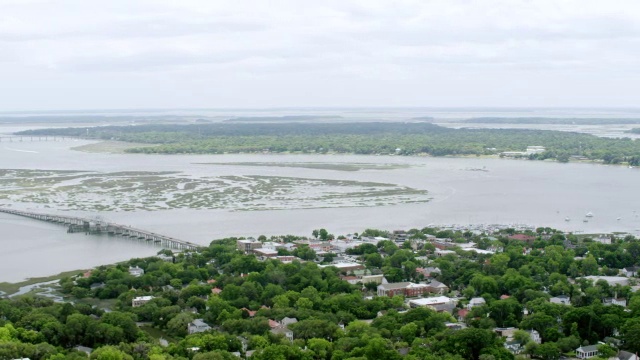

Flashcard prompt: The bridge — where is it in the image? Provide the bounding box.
[0,136,68,142]
[0,207,200,251]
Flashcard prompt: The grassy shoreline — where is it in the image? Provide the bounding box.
[0,268,86,296]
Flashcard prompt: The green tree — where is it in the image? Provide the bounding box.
[90,346,134,360]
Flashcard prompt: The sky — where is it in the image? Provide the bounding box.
[2,0,640,110]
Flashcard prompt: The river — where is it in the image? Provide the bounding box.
[1,136,639,283]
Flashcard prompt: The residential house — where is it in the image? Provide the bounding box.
[550,295,571,305]
[187,319,211,334]
[128,266,144,277]
[377,282,430,297]
[132,296,154,307]
[253,248,278,259]
[526,329,542,344]
[391,230,409,243]
[270,317,298,342]
[467,297,486,310]
[576,345,599,359]
[456,309,470,322]
[426,280,449,294]
[614,351,639,360]
[504,340,523,355]
[73,346,93,355]
[603,298,627,307]
[237,239,262,253]
[621,266,640,277]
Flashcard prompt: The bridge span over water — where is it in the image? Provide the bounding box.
[0,207,200,251]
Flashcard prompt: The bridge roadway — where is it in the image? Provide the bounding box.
[0,207,200,251]
[0,136,66,142]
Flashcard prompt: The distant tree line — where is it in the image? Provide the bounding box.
[16,122,640,165]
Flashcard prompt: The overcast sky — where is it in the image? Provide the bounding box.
[2,0,640,110]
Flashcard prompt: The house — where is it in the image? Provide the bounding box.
[576,345,599,359]
[270,317,297,342]
[377,282,430,297]
[603,298,627,307]
[426,280,449,294]
[456,309,470,322]
[131,296,154,307]
[361,274,386,285]
[253,248,278,258]
[614,350,639,360]
[621,266,640,277]
[550,295,571,305]
[128,266,144,277]
[74,346,93,355]
[187,319,211,334]
[504,340,523,354]
[467,297,486,310]
[237,239,262,253]
[526,329,541,344]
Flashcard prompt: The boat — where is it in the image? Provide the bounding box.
[565,217,570,222]
[585,212,594,218]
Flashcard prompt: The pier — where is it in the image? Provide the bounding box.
[0,207,200,251]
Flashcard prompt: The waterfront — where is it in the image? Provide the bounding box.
[1,136,639,282]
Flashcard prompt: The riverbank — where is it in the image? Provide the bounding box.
[0,268,86,297]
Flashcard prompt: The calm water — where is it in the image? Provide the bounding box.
[1,137,639,282]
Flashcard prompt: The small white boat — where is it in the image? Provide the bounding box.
[585,212,594,218]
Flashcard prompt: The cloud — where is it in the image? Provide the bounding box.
[1,0,640,109]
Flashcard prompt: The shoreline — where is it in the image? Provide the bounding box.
[67,139,638,169]
[0,268,87,297]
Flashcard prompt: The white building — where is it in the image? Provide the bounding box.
[576,345,599,359]
[128,266,145,277]
[550,295,571,305]
[467,297,486,310]
[132,296,154,307]
[409,296,456,308]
